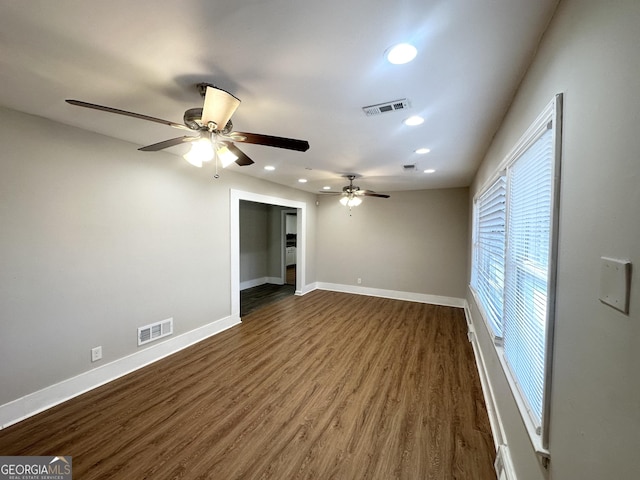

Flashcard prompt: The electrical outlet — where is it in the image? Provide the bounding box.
[357,277,362,284]
[91,346,102,362]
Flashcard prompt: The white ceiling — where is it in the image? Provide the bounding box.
[0,0,558,194]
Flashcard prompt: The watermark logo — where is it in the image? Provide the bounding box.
[0,456,72,480]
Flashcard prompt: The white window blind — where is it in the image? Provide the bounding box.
[472,176,506,337]
[470,94,561,453]
[503,126,554,429]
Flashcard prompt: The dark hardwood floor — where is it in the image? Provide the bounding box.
[240,282,295,316]
[0,290,495,479]
[286,264,296,285]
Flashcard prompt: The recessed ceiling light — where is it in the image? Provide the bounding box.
[264,165,275,171]
[424,169,436,174]
[298,178,308,183]
[323,186,331,190]
[404,115,424,126]
[415,148,431,154]
[386,43,418,65]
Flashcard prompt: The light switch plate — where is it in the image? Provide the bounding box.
[599,257,631,314]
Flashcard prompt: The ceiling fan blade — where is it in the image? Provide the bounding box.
[232,132,310,152]
[318,191,343,194]
[362,192,391,198]
[201,86,241,131]
[225,143,255,166]
[138,135,200,152]
[66,99,190,131]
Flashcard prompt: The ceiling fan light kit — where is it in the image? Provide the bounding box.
[339,195,362,207]
[216,145,239,168]
[183,138,213,167]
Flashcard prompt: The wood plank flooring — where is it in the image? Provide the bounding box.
[0,290,495,479]
[286,264,296,285]
[240,283,295,316]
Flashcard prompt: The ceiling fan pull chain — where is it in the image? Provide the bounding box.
[212,132,220,179]
[213,156,220,179]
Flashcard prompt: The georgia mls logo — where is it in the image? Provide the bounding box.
[0,456,72,480]
[49,456,71,472]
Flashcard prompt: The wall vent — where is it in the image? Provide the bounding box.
[362,98,410,116]
[138,318,173,346]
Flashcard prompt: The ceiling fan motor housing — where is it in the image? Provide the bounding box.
[183,107,233,134]
[183,108,203,130]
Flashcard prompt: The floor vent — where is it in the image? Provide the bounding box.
[362,98,410,116]
[138,318,173,346]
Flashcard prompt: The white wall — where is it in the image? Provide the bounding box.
[239,202,293,286]
[467,1,640,478]
[239,201,270,285]
[0,107,317,408]
[316,188,469,300]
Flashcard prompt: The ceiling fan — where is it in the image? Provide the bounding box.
[320,174,390,207]
[66,83,310,170]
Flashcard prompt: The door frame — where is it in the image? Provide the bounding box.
[230,189,306,319]
[282,209,297,284]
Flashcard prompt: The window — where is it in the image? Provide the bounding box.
[471,95,562,453]
[471,175,506,338]
[503,126,554,432]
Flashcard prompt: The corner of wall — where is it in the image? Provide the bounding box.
[0,314,240,430]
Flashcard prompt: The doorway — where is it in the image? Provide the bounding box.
[231,190,306,320]
[238,202,297,316]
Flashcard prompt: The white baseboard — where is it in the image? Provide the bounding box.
[316,282,466,308]
[495,444,517,480]
[240,277,265,290]
[464,302,503,450]
[463,299,516,479]
[240,277,283,290]
[0,314,241,430]
[296,282,318,296]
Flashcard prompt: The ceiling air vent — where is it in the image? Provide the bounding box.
[362,98,410,116]
[402,164,418,172]
[138,318,173,346]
